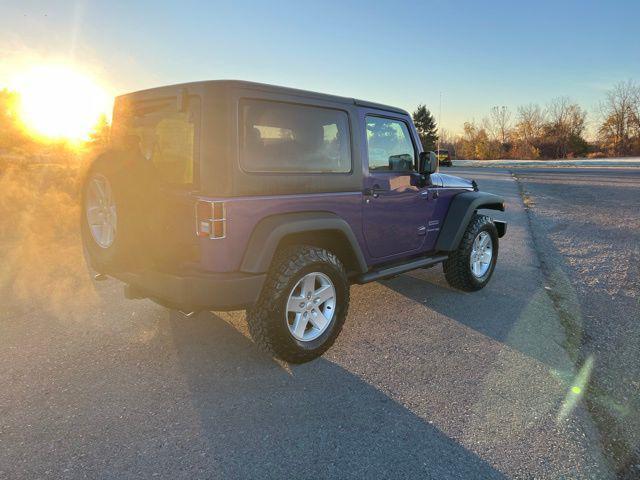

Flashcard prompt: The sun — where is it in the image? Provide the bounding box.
[11,64,111,142]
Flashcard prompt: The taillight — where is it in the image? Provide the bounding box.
[196,200,226,239]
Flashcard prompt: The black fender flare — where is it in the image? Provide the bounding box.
[435,191,505,251]
[240,212,368,274]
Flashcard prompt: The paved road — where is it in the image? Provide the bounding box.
[2,168,632,479]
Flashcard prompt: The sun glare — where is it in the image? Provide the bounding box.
[11,64,111,142]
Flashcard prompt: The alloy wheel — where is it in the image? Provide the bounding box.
[470,231,493,278]
[285,272,336,342]
[86,174,117,249]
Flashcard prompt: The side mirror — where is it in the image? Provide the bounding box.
[419,151,438,175]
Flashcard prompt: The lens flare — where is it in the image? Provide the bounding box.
[10,64,111,142]
[558,355,594,422]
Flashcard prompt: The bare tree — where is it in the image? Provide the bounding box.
[545,97,587,158]
[509,104,547,159]
[438,128,455,152]
[598,80,640,156]
[547,97,586,136]
[515,104,546,144]
[488,106,512,145]
[455,121,501,160]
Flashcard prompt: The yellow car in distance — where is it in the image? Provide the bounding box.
[436,149,453,167]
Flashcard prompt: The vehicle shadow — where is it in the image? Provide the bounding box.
[381,263,570,373]
[167,311,507,480]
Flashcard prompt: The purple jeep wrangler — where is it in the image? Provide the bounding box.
[82,80,506,363]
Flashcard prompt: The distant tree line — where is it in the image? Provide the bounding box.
[3,81,640,160]
[414,80,640,159]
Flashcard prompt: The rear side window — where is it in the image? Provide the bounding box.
[365,116,415,172]
[112,97,199,185]
[240,99,351,173]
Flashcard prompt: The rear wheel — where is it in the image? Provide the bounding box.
[247,245,349,363]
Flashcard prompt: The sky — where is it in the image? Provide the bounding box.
[1,0,639,134]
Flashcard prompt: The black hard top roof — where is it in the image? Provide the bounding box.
[118,79,409,116]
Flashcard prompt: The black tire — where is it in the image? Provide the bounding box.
[443,214,499,292]
[81,150,160,272]
[246,245,349,364]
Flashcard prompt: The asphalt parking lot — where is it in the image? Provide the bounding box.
[1,167,638,479]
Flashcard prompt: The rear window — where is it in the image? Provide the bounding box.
[112,96,199,185]
[239,99,351,173]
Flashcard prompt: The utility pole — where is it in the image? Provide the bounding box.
[437,92,442,153]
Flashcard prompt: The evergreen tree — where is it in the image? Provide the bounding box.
[88,114,111,147]
[412,104,438,151]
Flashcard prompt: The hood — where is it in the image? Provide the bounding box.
[436,173,475,190]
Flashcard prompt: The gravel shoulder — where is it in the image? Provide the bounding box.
[508,167,640,478]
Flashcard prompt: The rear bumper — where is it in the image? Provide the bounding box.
[113,269,266,311]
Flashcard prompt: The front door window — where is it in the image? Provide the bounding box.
[366,116,415,172]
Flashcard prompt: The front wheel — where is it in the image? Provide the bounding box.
[246,245,349,363]
[443,214,499,291]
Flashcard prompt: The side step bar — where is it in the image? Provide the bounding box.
[355,255,449,284]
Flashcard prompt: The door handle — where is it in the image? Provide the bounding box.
[363,184,383,198]
[420,190,438,199]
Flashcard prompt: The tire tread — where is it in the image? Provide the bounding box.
[247,245,349,363]
[443,214,498,292]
